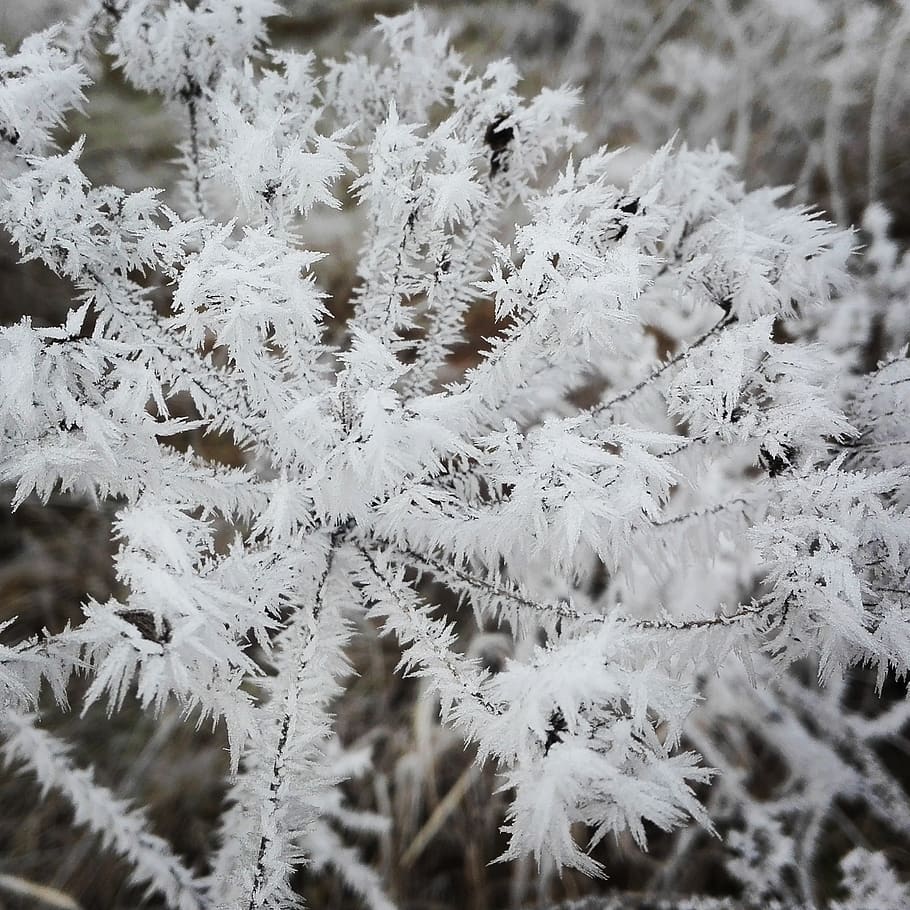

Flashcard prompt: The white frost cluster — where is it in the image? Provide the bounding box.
[1,2,909,909]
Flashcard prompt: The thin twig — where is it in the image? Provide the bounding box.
[246,528,343,910]
[586,313,735,420]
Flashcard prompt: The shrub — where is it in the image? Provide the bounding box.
[1,3,909,908]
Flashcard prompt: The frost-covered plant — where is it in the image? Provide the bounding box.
[1,3,909,909]
[448,0,910,226]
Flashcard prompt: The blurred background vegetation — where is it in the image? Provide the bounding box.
[2,2,910,908]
